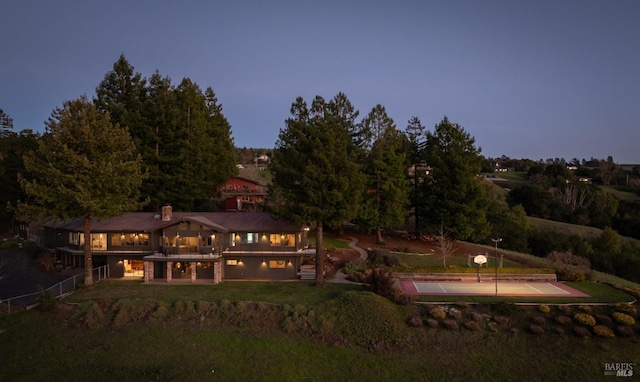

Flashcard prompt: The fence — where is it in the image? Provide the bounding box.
[0,265,109,316]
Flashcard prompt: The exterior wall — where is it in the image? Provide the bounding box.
[223,256,299,280]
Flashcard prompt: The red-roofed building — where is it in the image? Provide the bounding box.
[218,176,268,211]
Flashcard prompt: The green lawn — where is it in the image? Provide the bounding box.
[528,216,604,238]
[63,280,361,306]
[1,281,639,381]
[598,185,640,202]
[309,235,351,249]
[385,250,524,269]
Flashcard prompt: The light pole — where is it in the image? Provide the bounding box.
[491,238,502,296]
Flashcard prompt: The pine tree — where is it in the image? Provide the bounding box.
[19,96,147,285]
[359,105,409,243]
[271,93,364,285]
[420,116,490,241]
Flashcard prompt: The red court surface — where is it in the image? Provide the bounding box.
[400,281,590,297]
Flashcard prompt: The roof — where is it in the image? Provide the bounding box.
[43,211,300,233]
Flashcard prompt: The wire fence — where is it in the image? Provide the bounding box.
[0,265,109,316]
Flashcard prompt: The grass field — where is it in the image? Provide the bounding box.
[528,216,604,238]
[598,185,640,202]
[309,235,351,249]
[1,281,639,381]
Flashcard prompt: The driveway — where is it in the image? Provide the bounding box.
[0,246,75,300]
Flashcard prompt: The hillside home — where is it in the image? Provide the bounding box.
[39,206,311,283]
[218,176,268,211]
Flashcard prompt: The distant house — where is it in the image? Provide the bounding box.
[37,205,310,283]
[218,176,268,211]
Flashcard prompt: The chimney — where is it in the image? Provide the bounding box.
[161,204,172,221]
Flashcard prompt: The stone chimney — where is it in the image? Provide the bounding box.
[161,204,172,221]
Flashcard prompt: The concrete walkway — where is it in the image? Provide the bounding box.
[328,236,368,284]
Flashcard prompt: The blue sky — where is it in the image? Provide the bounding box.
[2,1,639,163]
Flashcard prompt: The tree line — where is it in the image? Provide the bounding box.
[2,56,640,284]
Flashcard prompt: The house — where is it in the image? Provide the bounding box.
[39,205,311,283]
[218,176,268,211]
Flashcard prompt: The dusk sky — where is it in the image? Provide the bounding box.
[2,1,639,163]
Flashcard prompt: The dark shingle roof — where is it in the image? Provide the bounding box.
[45,212,300,233]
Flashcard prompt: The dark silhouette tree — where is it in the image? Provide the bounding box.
[271,93,364,285]
[19,96,147,285]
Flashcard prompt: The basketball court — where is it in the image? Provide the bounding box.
[400,280,590,297]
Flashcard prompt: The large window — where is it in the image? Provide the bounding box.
[268,259,287,269]
[270,234,295,247]
[231,232,259,246]
[69,232,107,250]
[111,233,149,246]
[91,233,107,250]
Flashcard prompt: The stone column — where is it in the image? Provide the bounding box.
[190,262,196,283]
[167,261,172,283]
[213,261,221,284]
[143,261,152,283]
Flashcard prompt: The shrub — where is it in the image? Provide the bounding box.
[554,315,572,326]
[547,251,591,268]
[595,314,612,326]
[573,313,596,327]
[429,308,446,320]
[529,324,544,335]
[491,302,519,316]
[463,321,481,331]
[555,267,586,282]
[614,303,637,316]
[593,325,615,338]
[69,301,108,329]
[367,250,401,267]
[425,318,439,328]
[576,305,591,313]
[616,325,635,337]
[317,291,408,346]
[196,301,210,314]
[149,301,170,322]
[408,316,423,327]
[612,312,636,326]
[38,290,56,312]
[573,326,591,339]
[443,319,459,331]
[532,316,546,325]
[493,316,510,325]
[538,304,550,313]
[445,307,463,320]
[111,298,158,327]
[487,322,498,332]
[172,300,197,320]
[366,268,412,305]
[557,305,572,315]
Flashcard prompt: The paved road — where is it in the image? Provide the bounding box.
[0,246,74,300]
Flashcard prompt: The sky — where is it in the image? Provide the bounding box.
[2,0,639,163]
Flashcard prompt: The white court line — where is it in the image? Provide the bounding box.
[524,284,544,294]
[438,283,447,293]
